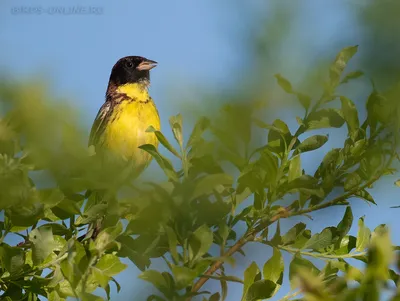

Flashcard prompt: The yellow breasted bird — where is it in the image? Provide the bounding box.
[82,56,160,240]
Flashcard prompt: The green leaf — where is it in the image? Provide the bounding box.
[263,247,283,285]
[94,221,123,253]
[303,227,334,251]
[95,254,127,277]
[209,292,221,301]
[189,225,213,262]
[75,204,107,225]
[329,45,358,86]
[296,93,311,110]
[246,279,277,301]
[139,144,178,181]
[350,139,366,157]
[283,175,324,198]
[340,96,359,137]
[171,266,197,290]
[38,223,71,237]
[139,270,168,294]
[289,255,320,289]
[281,223,306,245]
[258,150,279,184]
[336,206,353,241]
[274,74,293,93]
[164,226,179,264]
[306,109,345,130]
[191,173,233,200]
[117,235,150,271]
[356,216,371,251]
[267,119,292,154]
[241,262,260,301]
[79,292,104,301]
[146,126,181,158]
[169,114,183,149]
[344,172,362,191]
[297,135,328,153]
[0,244,25,274]
[288,155,301,182]
[340,70,364,84]
[29,226,55,266]
[187,117,210,149]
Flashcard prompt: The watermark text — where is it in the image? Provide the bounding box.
[10,5,104,16]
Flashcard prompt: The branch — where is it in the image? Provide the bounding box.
[278,245,366,259]
[189,158,393,298]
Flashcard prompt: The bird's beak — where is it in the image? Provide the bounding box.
[137,59,158,71]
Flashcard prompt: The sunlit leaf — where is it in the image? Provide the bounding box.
[356,216,371,251]
[147,126,181,158]
[263,247,283,285]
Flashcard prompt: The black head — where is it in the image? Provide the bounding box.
[108,56,157,86]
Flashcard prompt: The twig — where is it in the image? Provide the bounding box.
[278,245,366,259]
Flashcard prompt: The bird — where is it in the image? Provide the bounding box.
[81,56,160,241]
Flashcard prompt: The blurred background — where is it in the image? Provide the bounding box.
[1,0,399,300]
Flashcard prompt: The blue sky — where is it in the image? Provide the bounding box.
[1,1,399,300]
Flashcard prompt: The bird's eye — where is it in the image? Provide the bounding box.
[125,61,134,68]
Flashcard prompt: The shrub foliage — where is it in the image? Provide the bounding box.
[0,46,399,301]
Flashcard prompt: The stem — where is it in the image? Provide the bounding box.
[279,289,302,301]
[278,245,366,259]
[189,156,393,298]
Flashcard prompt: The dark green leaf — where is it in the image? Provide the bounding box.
[297,135,328,153]
[267,119,292,154]
[189,225,213,262]
[340,70,364,84]
[164,226,179,264]
[344,172,362,191]
[336,206,353,241]
[209,292,221,301]
[282,223,306,246]
[117,235,150,271]
[0,244,25,274]
[303,227,334,251]
[191,173,233,200]
[306,109,345,130]
[340,96,359,136]
[246,279,277,301]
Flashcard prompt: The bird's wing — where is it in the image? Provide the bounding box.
[88,101,113,147]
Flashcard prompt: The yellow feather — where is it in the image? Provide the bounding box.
[103,84,160,170]
[116,83,149,102]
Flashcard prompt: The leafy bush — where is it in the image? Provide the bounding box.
[0,46,399,301]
